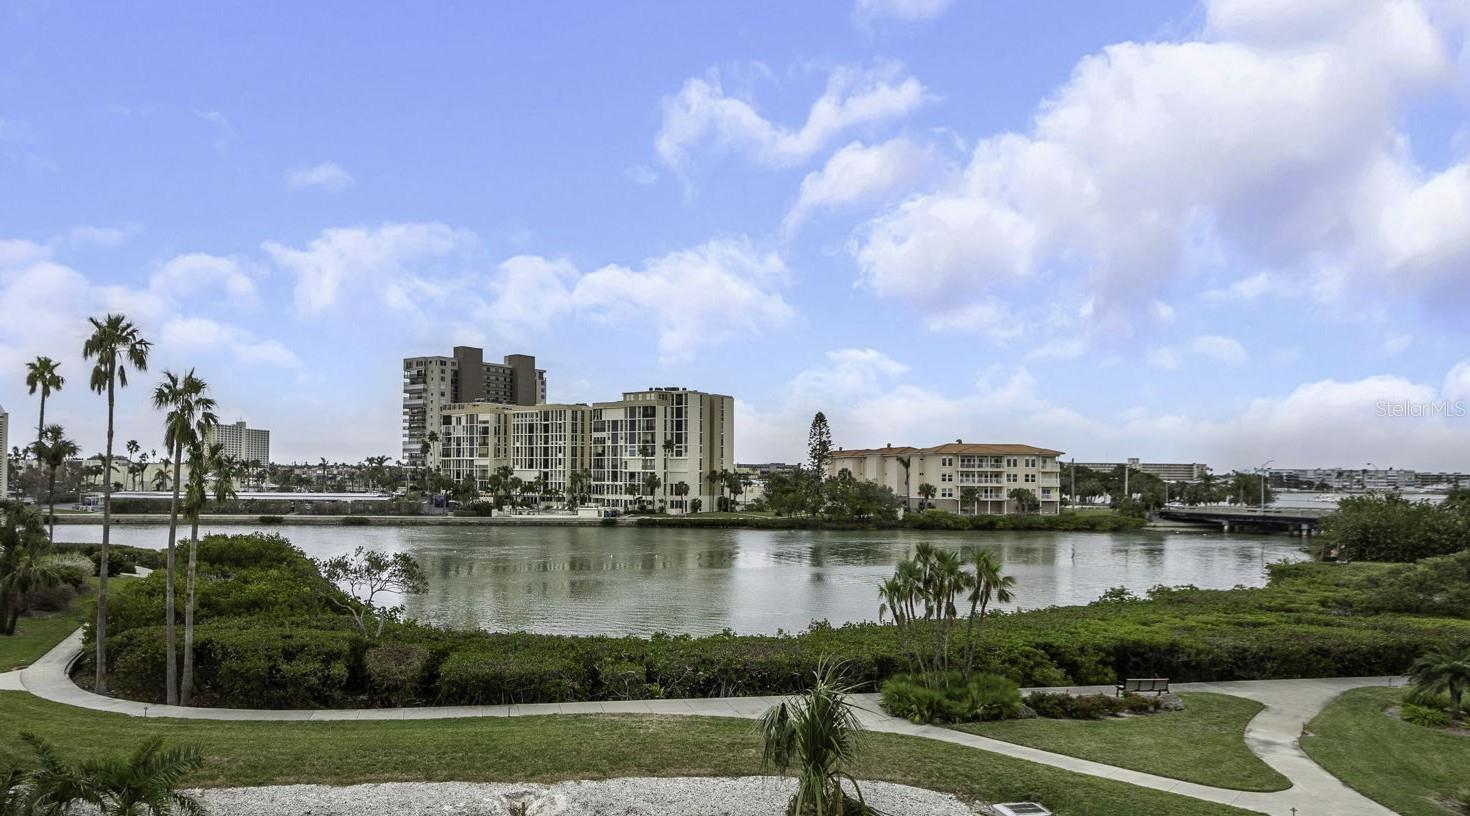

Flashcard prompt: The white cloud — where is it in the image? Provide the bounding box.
[194,110,236,154]
[656,62,930,170]
[854,0,953,24]
[738,349,1470,471]
[486,238,792,364]
[150,252,257,306]
[63,223,143,247]
[159,316,300,369]
[1148,347,1182,370]
[624,164,659,185]
[263,222,476,316]
[285,161,355,192]
[1190,334,1248,366]
[1381,333,1414,355]
[852,0,1470,343]
[783,138,934,235]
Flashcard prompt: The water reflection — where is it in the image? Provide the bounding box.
[70,524,1308,636]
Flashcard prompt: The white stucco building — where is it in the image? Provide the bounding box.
[827,441,1064,515]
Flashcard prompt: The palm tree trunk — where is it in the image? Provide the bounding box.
[181,515,200,705]
[164,444,182,706]
[35,392,46,461]
[47,472,57,544]
[95,371,115,694]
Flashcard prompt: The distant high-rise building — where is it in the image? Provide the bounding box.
[207,420,270,464]
[439,386,733,512]
[0,404,8,499]
[402,346,546,466]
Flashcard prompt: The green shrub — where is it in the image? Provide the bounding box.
[437,648,588,704]
[46,553,93,589]
[595,659,661,699]
[1403,686,1452,710]
[1401,702,1452,728]
[363,643,429,705]
[1024,691,1132,719]
[257,515,285,524]
[453,500,497,517]
[879,672,1020,723]
[340,516,371,526]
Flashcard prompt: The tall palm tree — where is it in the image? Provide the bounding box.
[179,442,235,704]
[896,455,913,512]
[83,313,151,694]
[960,550,1014,683]
[24,357,64,460]
[1410,645,1470,720]
[960,486,980,517]
[917,482,936,510]
[33,425,79,545]
[125,440,140,490]
[151,369,217,706]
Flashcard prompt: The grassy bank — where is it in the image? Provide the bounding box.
[92,534,1470,710]
[952,693,1289,791]
[1301,686,1470,816]
[0,692,1251,816]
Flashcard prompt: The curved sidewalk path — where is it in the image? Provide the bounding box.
[6,630,1399,816]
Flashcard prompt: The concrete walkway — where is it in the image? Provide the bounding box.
[7,629,1401,816]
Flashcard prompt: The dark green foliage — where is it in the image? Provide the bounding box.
[54,542,164,574]
[638,510,1145,532]
[1022,692,1162,719]
[1400,702,1452,728]
[340,516,371,526]
[452,500,497,517]
[880,672,1022,723]
[364,643,430,705]
[1362,550,1470,616]
[1320,494,1469,562]
[257,515,284,524]
[437,648,586,704]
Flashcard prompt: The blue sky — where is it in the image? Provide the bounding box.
[3,0,1469,469]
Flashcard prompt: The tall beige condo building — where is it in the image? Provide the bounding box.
[403,346,546,467]
[206,420,270,464]
[827,442,1063,515]
[0,405,8,499]
[441,387,734,512]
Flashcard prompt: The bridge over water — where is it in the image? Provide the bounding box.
[1155,505,1332,534]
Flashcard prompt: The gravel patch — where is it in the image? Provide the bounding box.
[185,777,983,815]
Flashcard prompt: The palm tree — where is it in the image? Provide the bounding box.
[24,357,64,460]
[33,425,79,544]
[960,486,979,516]
[180,442,235,704]
[125,440,140,490]
[917,482,936,510]
[759,661,868,816]
[672,480,690,512]
[19,732,205,816]
[960,550,1014,683]
[896,455,913,512]
[151,369,217,706]
[1410,645,1470,720]
[642,472,662,507]
[0,502,63,635]
[83,313,151,694]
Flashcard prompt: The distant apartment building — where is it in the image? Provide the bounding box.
[1270,467,1423,491]
[440,387,734,512]
[828,441,1064,515]
[1073,458,1211,482]
[403,346,546,467]
[206,420,270,464]
[0,404,8,498]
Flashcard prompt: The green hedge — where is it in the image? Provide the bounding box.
[636,510,1145,532]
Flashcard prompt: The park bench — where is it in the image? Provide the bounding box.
[1116,677,1170,697]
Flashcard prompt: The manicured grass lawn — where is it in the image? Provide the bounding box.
[951,693,1288,792]
[1302,686,1470,816]
[0,577,116,671]
[0,693,1254,816]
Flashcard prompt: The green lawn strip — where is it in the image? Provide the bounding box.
[0,693,1252,816]
[949,692,1289,792]
[1302,686,1470,816]
[0,576,120,671]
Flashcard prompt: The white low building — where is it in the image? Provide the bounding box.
[827,441,1064,515]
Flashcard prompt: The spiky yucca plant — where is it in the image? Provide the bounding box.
[759,661,870,816]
